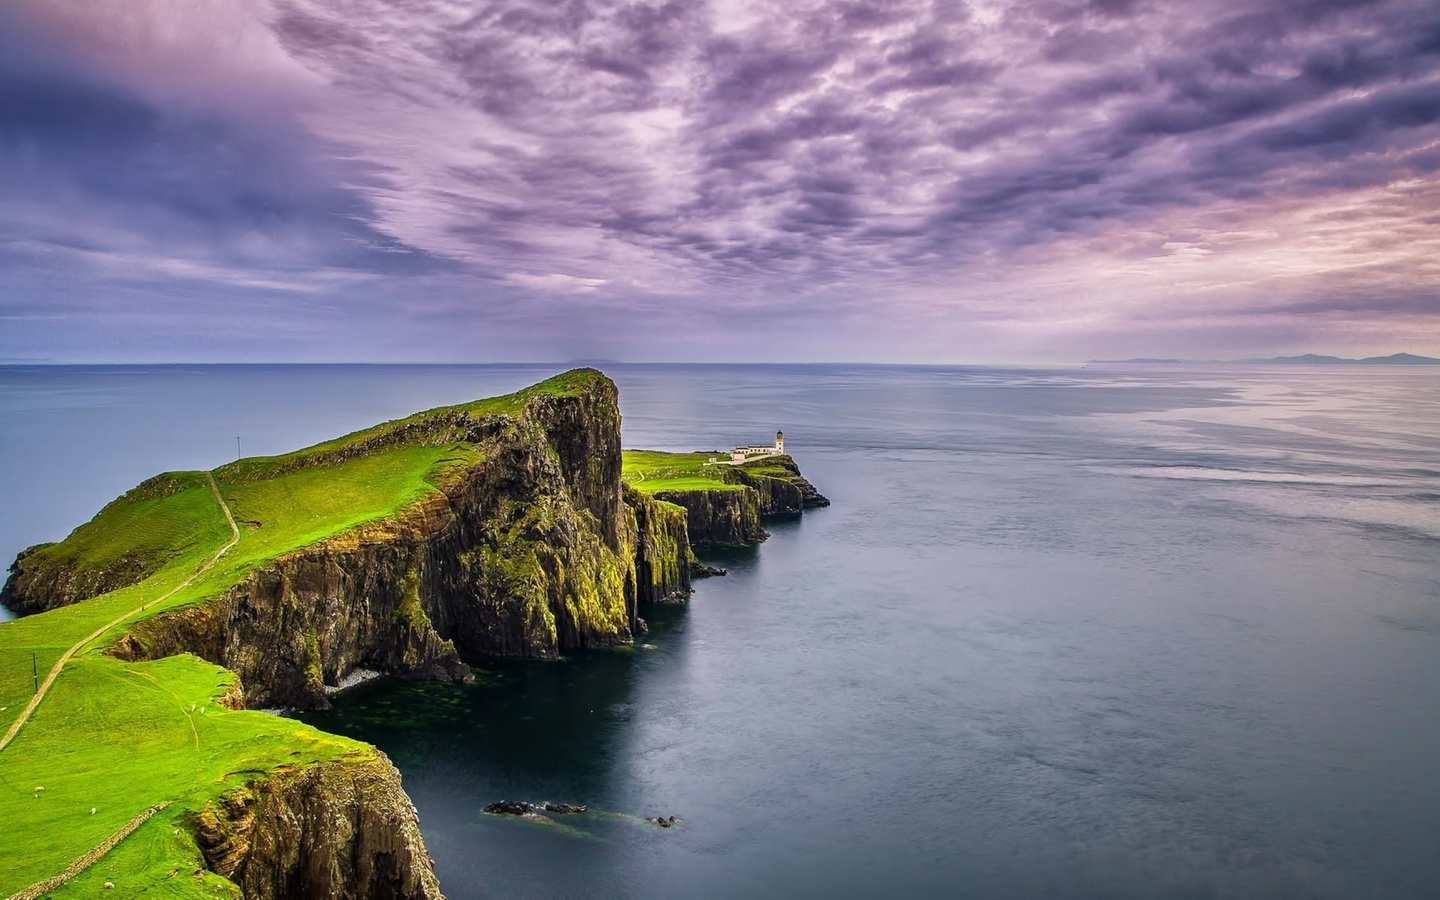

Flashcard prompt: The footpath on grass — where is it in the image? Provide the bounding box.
[0,471,239,756]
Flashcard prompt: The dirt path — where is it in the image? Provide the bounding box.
[0,472,239,754]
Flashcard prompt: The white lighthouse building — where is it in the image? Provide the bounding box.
[727,430,787,463]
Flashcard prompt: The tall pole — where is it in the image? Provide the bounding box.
[236,436,241,460]
[32,652,38,693]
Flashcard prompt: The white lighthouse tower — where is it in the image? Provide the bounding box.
[775,430,785,453]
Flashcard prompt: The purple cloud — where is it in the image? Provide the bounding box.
[0,0,1437,362]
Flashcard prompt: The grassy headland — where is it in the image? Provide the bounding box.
[0,369,823,895]
[0,370,609,897]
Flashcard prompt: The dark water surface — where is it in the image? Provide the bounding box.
[4,364,1439,898]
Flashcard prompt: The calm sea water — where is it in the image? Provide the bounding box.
[3,364,1439,898]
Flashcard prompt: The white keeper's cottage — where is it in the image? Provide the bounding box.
[728,431,785,462]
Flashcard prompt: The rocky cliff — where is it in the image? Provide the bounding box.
[192,752,443,899]
[653,487,767,546]
[2,375,823,710]
[654,455,830,547]
[626,486,696,604]
[1,543,112,615]
[722,455,831,514]
[101,374,695,709]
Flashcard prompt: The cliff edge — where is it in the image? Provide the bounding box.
[624,449,830,546]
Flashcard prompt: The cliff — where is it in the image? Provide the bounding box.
[193,752,442,900]
[90,372,695,709]
[625,450,829,547]
[722,454,831,514]
[626,487,696,604]
[652,486,767,546]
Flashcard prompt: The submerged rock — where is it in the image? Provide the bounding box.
[483,801,537,816]
[542,803,588,814]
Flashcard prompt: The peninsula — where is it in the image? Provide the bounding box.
[0,369,826,898]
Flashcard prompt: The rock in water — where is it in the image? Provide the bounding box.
[543,802,588,814]
[483,800,537,816]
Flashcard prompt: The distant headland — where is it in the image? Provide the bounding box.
[1091,352,1440,366]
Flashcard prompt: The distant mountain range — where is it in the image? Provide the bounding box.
[1093,353,1440,366]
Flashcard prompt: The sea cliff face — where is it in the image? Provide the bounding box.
[626,487,695,604]
[1,543,117,615]
[723,455,831,514]
[653,455,830,547]
[193,752,443,899]
[653,487,767,546]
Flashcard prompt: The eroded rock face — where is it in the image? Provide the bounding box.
[108,532,472,710]
[653,454,830,548]
[626,487,694,604]
[193,753,442,900]
[653,487,768,547]
[1,543,119,615]
[724,456,831,514]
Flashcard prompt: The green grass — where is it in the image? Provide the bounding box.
[219,443,481,561]
[12,472,235,607]
[0,465,393,896]
[0,654,358,896]
[0,369,603,896]
[621,450,746,494]
[215,367,604,485]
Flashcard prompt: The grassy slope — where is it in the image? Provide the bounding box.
[621,449,799,496]
[621,450,747,494]
[0,371,602,897]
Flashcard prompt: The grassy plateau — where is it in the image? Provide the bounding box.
[620,450,748,494]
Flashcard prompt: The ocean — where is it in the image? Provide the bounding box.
[3,363,1439,898]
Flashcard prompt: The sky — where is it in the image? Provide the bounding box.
[1,0,1438,364]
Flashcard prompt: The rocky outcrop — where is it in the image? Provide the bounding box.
[626,487,694,604]
[107,519,473,709]
[8,371,821,711]
[654,455,830,548]
[722,455,830,514]
[193,752,442,899]
[653,487,767,547]
[1,543,109,615]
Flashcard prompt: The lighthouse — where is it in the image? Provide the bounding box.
[775,430,784,453]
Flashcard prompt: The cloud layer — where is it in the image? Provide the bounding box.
[2,0,1438,361]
